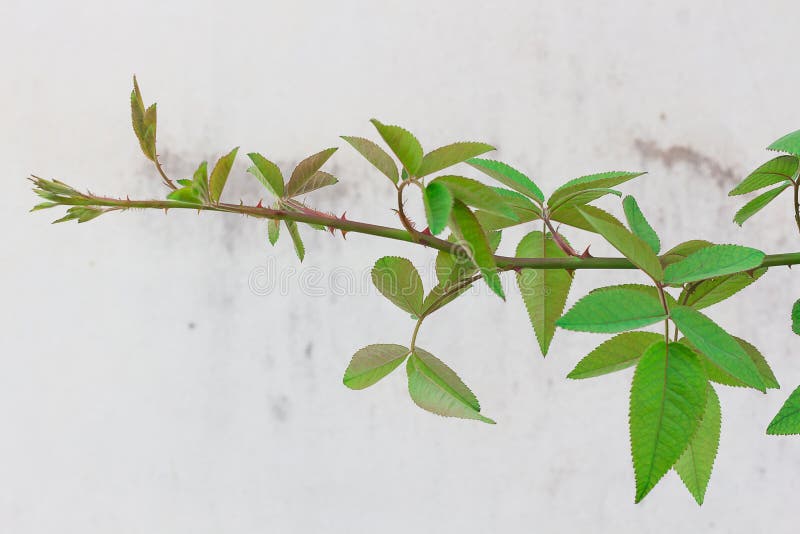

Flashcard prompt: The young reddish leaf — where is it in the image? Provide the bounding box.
[343,344,410,390]
[406,348,495,424]
[466,158,544,202]
[130,76,157,161]
[729,155,798,196]
[416,142,495,177]
[622,195,660,254]
[516,231,573,355]
[423,181,453,235]
[630,341,707,503]
[341,135,399,184]
[247,152,285,197]
[286,148,337,197]
[371,256,424,316]
[567,332,662,379]
[370,119,423,175]
[674,384,721,505]
[209,147,239,203]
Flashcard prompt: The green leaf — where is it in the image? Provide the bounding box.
[660,240,714,267]
[340,135,399,184]
[733,182,792,226]
[291,171,338,196]
[474,188,541,231]
[343,344,410,390]
[516,231,573,355]
[406,348,494,424]
[622,196,660,253]
[449,200,504,299]
[793,299,800,336]
[681,268,766,310]
[577,208,663,280]
[208,147,239,203]
[767,129,800,157]
[166,187,203,205]
[267,218,280,245]
[432,175,518,221]
[663,245,764,285]
[286,148,338,197]
[284,220,305,261]
[423,182,453,235]
[693,336,778,390]
[371,256,424,315]
[556,287,667,333]
[548,188,622,213]
[247,153,285,197]
[550,205,624,233]
[191,161,209,202]
[567,332,662,379]
[370,119,423,175]
[549,171,645,209]
[674,384,721,505]
[466,158,544,202]
[130,76,157,161]
[629,341,707,503]
[767,385,800,435]
[421,281,472,315]
[416,142,495,177]
[590,284,678,307]
[729,155,798,195]
[670,306,765,392]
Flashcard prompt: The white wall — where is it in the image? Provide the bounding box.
[3,1,800,532]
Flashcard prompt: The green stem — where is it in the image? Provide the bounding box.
[793,181,800,235]
[36,189,800,271]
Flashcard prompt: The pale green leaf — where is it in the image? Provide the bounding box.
[670,306,765,391]
[370,119,423,175]
[247,152,284,197]
[674,384,721,505]
[286,147,337,197]
[466,158,544,202]
[767,129,800,157]
[209,147,239,203]
[449,200,504,299]
[423,182,453,235]
[549,171,645,208]
[416,142,495,177]
[567,332,662,379]
[516,230,573,355]
[663,245,764,285]
[623,195,660,253]
[550,205,624,233]
[343,344,410,390]
[630,341,707,503]
[406,348,495,424]
[556,287,667,333]
[733,182,791,226]
[371,256,424,315]
[548,187,622,213]
[267,218,280,245]
[285,220,305,261]
[341,135,399,184]
[681,268,766,310]
[578,208,663,280]
[729,155,798,195]
[191,161,209,201]
[767,385,800,435]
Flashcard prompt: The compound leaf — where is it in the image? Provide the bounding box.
[247,152,285,197]
[466,158,544,202]
[663,245,764,285]
[556,287,667,333]
[341,135,399,184]
[416,142,495,177]
[343,344,410,390]
[567,332,662,379]
[423,181,453,235]
[674,384,721,505]
[630,341,707,503]
[729,155,798,196]
[371,256,424,315]
[733,182,792,226]
[286,147,337,197]
[670,306,765,392]
[370,119,423,175]
[406,348,494,424]
[623,195,660,253]
[767,385,800,435]
[516,230,573,355]
[449,200,504,299]
[209,147,239,203]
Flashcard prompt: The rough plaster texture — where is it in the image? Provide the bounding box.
[3,1,800,532]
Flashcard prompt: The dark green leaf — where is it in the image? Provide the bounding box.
[209,147,239,203]
[286,148,337,197]
[370,119,423,175]
[674,384,721,505]
[622,195,660,253]
[416,142,495,177]
[567,332,662,379]
[247,152,285,197]
[767,385,800,435]
[343,344,410,390]
[630,341,707,503]
[406,348,495,424]
[792,299,800,335]
[423,182,453,235]
[371,256,424,315]
[729,155,798,195]
[466,158,544,202]
[556,287,667,333]
[663,245,764,285]
[733,182,792,226]
[341,135,399,184]
[449,200,504,299]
